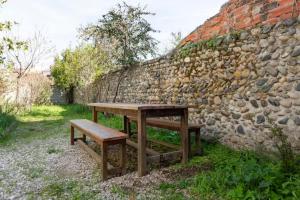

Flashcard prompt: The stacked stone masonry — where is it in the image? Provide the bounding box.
[74,1,300,152]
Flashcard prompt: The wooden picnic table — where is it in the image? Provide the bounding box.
[88,103,189,177]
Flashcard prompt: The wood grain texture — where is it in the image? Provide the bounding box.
[70,119,127,142]
[128,116,203,131]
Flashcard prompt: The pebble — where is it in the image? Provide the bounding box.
[232,113,241,119]
[237,125,245,134]
[256,78,268,87]
[268,98,280,107]
[295,83,300,91]
[214,96,222,105]
[280,99,292,108]
[291,46,300,57]
[294,117,300,126]
[260,52,271,61]
[256,115,265,124]
[265,66,278,77]
[250,100,259,108]
[278,117,289,125]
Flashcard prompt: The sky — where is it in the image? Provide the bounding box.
[1,0,227,70]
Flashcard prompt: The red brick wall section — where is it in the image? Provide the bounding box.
[181,0,300,45]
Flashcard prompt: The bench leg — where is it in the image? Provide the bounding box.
[124,116,131,137]
[195,129,202,156]
[82,134,86,143]
[101,142,108,180]
[188,130,192,158]
[128,122,131,137]
[120,140,127,174]
[70,126,75,145]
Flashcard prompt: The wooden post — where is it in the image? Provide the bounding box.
[180,108,189,163]
[128,121,131,137]
[101,142,108,180]
[70,126,75,145]
[188,130,192,158]
[120,139,126,174]
[93,106,98,123]
[195,129,202,155]
[123,116,129,134]
[137,110,147,176]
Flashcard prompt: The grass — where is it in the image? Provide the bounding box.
[158,142,300,200]
[0,104,91,146]
[25,167,44,179]
[111,185,131,199]
[1,104,300,199]
[1,104,180,146]
[47,146,63,154]
[0,111,16,138]
[38,180,95,200]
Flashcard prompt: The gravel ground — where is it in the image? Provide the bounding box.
[0,136,177,200]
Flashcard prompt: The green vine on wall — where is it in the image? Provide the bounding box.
[177,31,241,58]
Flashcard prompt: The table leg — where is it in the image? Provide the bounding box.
[123,116,129,135]
[188,130,191,158]
[180,108,189,163]
[93,107,98,123]
[70,125,75,145]
[137,110,147,176]
[195,129,201,154]
[101,142,108,180]
[120,139,127,175]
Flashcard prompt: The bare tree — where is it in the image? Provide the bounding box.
[7,31,54,78]
[5,31,54,104]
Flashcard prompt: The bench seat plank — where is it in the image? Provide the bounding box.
[128,116,203,131]
[70,119,127,143]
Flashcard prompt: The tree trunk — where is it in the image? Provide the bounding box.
[112,70,126,103]
[66,86,74,104]
[15,78,20,105]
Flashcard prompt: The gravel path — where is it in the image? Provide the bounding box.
[0,136,175,200]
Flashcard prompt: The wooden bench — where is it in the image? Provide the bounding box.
[70,119,127,180]
[126,116,204,156]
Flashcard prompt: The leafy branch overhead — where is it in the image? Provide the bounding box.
[80,2,159,67]
[0,0,27,65]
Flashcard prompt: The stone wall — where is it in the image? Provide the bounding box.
[50,86,68,104]
[74,0,300,152]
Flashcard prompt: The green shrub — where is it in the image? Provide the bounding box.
[0,111,16,138]
[269,120,296,174]
[159,143,300,200]
[0,99,17,138]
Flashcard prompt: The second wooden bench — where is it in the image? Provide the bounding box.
[126,116,204,156]
[70,119,127,180]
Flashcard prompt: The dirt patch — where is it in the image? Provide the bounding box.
[162,161,214,180]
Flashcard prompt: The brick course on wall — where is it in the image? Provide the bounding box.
[181,0,300,45]
[74,0,300,152]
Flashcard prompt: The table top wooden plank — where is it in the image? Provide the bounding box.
[88,103,187,111]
